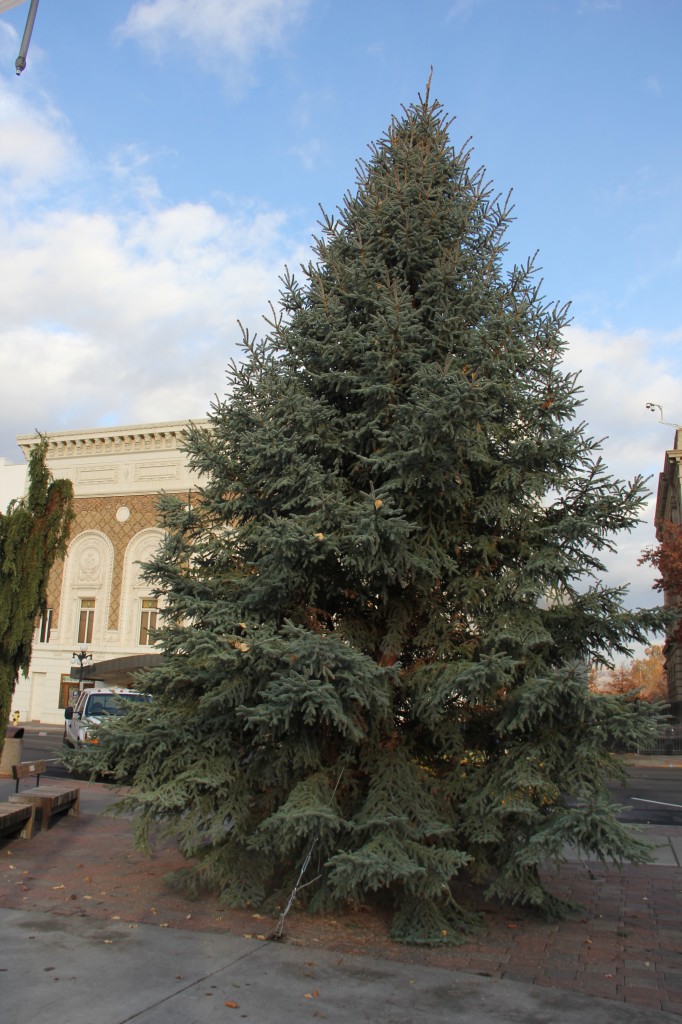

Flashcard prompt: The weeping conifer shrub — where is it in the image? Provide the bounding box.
[82,86,666,944]
[0,438,74,753]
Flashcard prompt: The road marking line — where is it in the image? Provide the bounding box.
[631,798,682,809]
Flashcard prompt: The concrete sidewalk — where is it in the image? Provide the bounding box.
[1,776,682,1020]
[1,903,678,1024]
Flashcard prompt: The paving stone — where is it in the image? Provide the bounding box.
[1,791,681,1015]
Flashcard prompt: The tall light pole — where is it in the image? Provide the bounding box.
[0,0,41,75]
[15,0,40,75]
[72,645,92,688]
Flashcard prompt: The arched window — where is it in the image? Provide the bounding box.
[58,531,115,646]
[119,529,165,648]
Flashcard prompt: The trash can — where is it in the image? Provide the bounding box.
[0,726,25,778]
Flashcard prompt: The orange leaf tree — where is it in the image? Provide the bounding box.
[639,522,682,643]
[589,645,667,702]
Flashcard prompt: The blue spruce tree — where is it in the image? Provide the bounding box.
[85,87,665,944]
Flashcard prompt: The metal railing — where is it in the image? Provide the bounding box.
[636,723,682,756]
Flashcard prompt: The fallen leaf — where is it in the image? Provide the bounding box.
[51,885,65,890]
[159,923,169,928]
[224,1001,240,1009]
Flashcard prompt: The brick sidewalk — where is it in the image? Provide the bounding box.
[1,805,681,1016]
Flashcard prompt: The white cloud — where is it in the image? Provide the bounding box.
[107,144,163,206]
[564,324,682,462]
[289,138,322,171]
[0,18,17,49]
[446,0,480,20]
[0,77,309,457]
[0,80,76,198]
[563,323,680,626]
[0,198,306,450]
[118,0,311,81]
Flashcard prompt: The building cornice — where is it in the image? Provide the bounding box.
[16,419,211,461]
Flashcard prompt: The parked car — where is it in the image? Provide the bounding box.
[63,687,151,748]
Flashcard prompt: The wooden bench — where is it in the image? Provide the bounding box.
[9,761,80,832]
[11,759,46,793]
[0,800,36,840]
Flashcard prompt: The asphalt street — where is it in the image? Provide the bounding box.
[18,726,682,826]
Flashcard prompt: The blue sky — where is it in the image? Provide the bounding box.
[0,0,681,622]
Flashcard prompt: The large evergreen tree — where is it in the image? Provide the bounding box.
[85,88,665,944]
[0,438,74,754]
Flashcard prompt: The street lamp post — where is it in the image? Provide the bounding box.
[72,645,92,687]
[3,0,41,75]
[0,0,42,75]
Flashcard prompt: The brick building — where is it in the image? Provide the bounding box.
[654,427,682,721]
[5,420,207,725]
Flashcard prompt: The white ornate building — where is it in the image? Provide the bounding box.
[3,420,207,725]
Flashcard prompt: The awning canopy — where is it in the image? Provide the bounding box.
[81,654,165,689]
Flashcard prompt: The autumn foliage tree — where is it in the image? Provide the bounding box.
[589,645,668,703]
[640,521,682,643]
